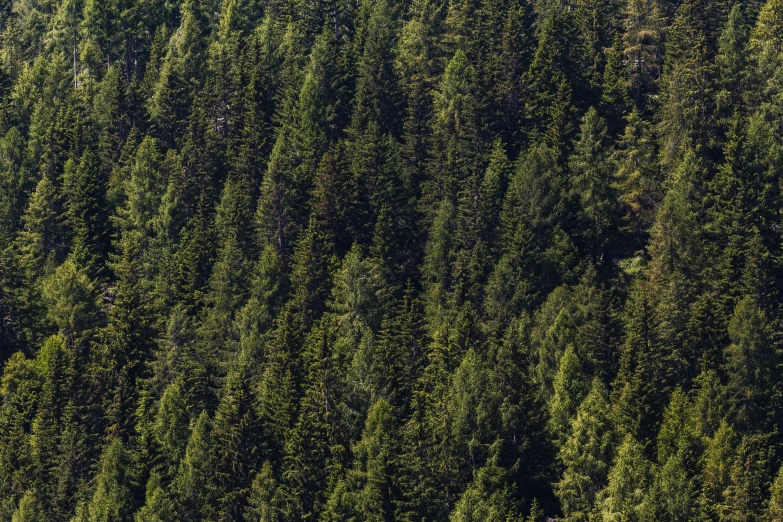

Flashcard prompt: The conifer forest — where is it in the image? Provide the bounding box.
[7,0,783,519]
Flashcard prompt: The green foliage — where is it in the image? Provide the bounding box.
[723,296,774,430]
[40,259,101,350]
[555,379,614,522]
[596,435,651,522]
[721,434,771,521]
[63,150,108,279]
[0,2,782,521]
[549,344,588,448]
[83,437,136,522]
[152,376,190,469]
[767,464,783,522]
[450,443,518,522]
[171,411,217,520]
[568,107,617,261]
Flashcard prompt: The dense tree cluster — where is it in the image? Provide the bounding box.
[2,0,783,520]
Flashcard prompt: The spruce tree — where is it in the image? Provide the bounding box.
[548,344,588,448]
[696,421,735,521]
[723,296,774,431]
[596,435,651,522]
[83,437,136,522]
[721,434,770,522]
[171,411,218,520]
[555,379,614,522]
[40,259,101,353]
[568,107,617,263]
[322,398,398,521]
[767,464,783,522]
[449,442,518,522]
[63,150,109,280]
[424,49,483,213]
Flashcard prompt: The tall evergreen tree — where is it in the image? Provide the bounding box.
[555,379,614,522]
[568,107,617,263]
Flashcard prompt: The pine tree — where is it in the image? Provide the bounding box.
[97,221,159,436]
[548,344,588,448]
[723,296,774,431]
[657,0,722,166]
[171,411,218,520]
[253,328,297,470]
[28,336,71,508]
[622,0,668,109]
[322,398,398,522]
[448,348,503,484]
[81,0,118,72]
[40,259,101,352]
[396,0,448,197]
[153,2,213,141]
[653,388,701,521]
[396,345,456,521]
[601,36,630,136]
[280,317,344,520]
[489,141,567,313]
[493,2,534,147]
[11,174,65,349]
[114,136,163,239]
[349,0,401,139]
[50,401,90,520]
[94,65,131,184]
[171,193,215,308]
[152,376,190,472]
[422,197,459,328]
[212,351,262,520]
[574,0,624,94]
[245,461,283,522]
[255,26,339,259]
[196,172,255,386]
[424,49,483,213]
[767,464,783,522]
[647,149,705,280]
[614,109,659,246]
[0,126,33,238]
[568,107,617,263]
[532,271,609,403]
[83,437,136,522]
[696,421,735,521]
[524,8,583,140]
[721,434,770,522]
[690,370,726,438]
[206,0,248,147]
[11,489,46,522]
[235,244,288,358]
[449,442,518,522]
[596,435,651,522]
[63,150,109,279]
[707,112,783,309]
[450,142,508,312]
[135,472,177,522]
[555,379,614,522]
[331,246,387,409]
[233,15,282,182]
[0,348,42,515]
[747,0,783,113]
[714,6,750,128]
